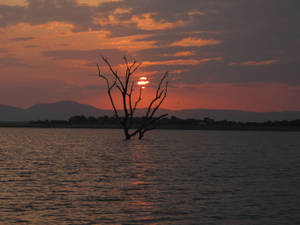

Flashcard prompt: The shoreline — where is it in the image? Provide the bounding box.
[1,122,300,132]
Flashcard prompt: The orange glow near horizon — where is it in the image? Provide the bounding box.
[80,82,300,113]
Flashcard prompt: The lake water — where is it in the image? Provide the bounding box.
[0,128,300,225]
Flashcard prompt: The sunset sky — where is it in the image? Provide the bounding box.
[1,0,299,111]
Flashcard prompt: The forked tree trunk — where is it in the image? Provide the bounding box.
[97,56,168,140]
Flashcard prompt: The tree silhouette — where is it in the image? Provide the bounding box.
[97,56,168,140]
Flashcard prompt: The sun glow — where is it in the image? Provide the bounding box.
[137,77,150,88]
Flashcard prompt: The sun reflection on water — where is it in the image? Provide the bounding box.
[126,141,159,223]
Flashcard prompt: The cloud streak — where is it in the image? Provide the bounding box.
[142,57,223,67]
[0,57,30,67]
[229,60,280,66]
[10,36,35,41]
[131,13,184,31]
[170,37,221,47]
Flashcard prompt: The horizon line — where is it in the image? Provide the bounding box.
[1,100,300,113]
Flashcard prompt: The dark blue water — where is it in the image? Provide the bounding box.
[0,128,300,224]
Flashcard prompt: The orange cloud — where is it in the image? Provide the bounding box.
[164,51,195,57]
[77,0,123,6]
[170,37,221,47]
[96,12,184,31]
[229,59,280,66]
[142,57,223,67]
[105,34,157,51]
[242,60,280,66]
[169,69,190,75]
[131,13,184,31]
[114,8,132,14]
[0,0,27,6]
[188,10,206,16]
[0,21,159,83]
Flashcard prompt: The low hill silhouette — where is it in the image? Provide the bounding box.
[1,101,300,122]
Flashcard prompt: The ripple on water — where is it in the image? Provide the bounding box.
[0,128,300,224]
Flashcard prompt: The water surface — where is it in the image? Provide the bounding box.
[0,128,300,224]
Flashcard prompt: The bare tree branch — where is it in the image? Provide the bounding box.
[96,57,168,140]
[97,63,119,120]
[145,72,168,118]
[133,87,142,114]
[101,56,125,91]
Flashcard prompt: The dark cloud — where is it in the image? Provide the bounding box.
[0,4,25,27]
[167,60,300,86]
[0,57,30,67]
[132,0,300,85]
[10,36,35,41]
[25,0,97,31]
[0,0,99,31]
[118,0,215,21]
[43,49,128,65]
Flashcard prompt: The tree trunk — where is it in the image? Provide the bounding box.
[123,127,131,140]
[138,131,144,140]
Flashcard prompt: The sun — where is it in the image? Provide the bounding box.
[137,76,150,88]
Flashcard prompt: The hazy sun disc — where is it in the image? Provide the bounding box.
[137,76,150,88]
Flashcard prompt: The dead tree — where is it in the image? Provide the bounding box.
[97,56,168,140]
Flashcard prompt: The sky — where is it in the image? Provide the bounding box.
[0,0,300,112]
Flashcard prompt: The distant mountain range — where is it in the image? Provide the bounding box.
[1,101,300,122]
[0,101,111,122]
